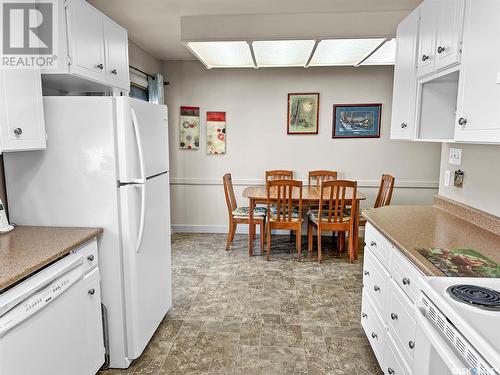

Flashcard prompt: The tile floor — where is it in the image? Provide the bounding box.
[100,233,382,375]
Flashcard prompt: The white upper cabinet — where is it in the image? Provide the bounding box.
[43,0,130,93]
[0,70,46,152]
[417,0,465,78]
[454,0,500,143]
[391,9,419,140]
[67,0,106,82]
[104,18,130,90]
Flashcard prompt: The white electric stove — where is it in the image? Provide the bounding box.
[415,277,500,375]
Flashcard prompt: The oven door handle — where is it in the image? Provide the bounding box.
[414,301,467,371]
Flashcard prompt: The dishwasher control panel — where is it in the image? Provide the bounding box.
[0,265,83,336]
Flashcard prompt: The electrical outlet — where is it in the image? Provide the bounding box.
[449,148,462,166]
[444,170,451,187]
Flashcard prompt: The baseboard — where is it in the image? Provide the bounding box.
[171,224,366,237]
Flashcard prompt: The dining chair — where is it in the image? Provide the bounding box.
[307,180,358,263]
[266,179,303,261]
[265,170,293,181]
[359,174,395,227]
[308,170,338,187]
[223,173,266,251]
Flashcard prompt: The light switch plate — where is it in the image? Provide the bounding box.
[444,170,451,187]
[449,148,462,166]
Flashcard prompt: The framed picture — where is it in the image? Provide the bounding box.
[287,93,319,134]
[179,106,200,149]
[332,104,382,139]
[206,111,226,155]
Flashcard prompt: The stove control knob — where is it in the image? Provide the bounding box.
[409,341,415,349]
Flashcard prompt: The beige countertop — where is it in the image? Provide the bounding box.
[0,226,103,291]
[362,205,500,276]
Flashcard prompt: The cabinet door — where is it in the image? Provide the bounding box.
[0,69,46,151]
[391,9,419,140]
[67,0,105,82]
[455,0,500,143]
[416,0,437,77]
[104,17,130,91]
[434,0,465,71]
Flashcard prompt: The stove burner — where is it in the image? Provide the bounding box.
[447,285,500,310]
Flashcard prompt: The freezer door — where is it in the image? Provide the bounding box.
[119,173,172,359]
[116,97,169,182]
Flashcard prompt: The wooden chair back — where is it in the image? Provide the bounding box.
[266,179,302,222]
[308,170,338,187]
[265,170,293,181]
[318,180,357,225]
[223,173,238,216]
[374,174,395,208]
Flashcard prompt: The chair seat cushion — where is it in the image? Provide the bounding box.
[269,205,300,220]
[308,209,350,224]
[232,206,267,218]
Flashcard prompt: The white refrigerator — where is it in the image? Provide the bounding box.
[3,96,172,369]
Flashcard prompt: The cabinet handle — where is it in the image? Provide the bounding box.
[458,117,467,126]
[88,288,96,296]
[97,63,104,70]
[402,277,410,285]
[409,341,415,349]
[371,332,378,339]
[363,270,370,276]
[374,285,380,292]
[362,312,368,318]
[437,46,445,54]
[13,127,23,135]
[111,69,117,75]
[391,313,398,320]
[388,368,395,375]
[421,54,429,61]
[400,123,407,128]
[87,254,95,261]
[370,241,377,247]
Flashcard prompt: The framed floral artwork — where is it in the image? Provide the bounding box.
[179,106,200,149]
[206,111,226,155]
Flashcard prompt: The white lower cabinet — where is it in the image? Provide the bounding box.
[362,223,424,375]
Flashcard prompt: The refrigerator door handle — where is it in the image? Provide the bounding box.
[135,183,146,253]
[130,108,146,184]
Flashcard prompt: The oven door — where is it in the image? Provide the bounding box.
[413,300,469,375]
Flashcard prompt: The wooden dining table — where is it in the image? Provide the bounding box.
[242,186,366,262]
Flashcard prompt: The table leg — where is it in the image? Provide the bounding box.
[248,198,255,256]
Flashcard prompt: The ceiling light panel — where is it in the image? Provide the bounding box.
[362,38,396,65]
[187,41,254,68]
[253,40,315,67]
[308,38,385,66]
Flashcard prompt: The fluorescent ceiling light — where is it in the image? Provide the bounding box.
[362,38,396,65]
[252,40,315,67]
[186,41,254,68]
[308,38,385,66]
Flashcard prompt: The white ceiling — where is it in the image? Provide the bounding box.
[88,0,423,61]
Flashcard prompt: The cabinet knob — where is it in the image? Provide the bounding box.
[402,277,411,285]
[13,127,23,135]
[391,313,398,320]
[421,54,429,61]
[371,332,378,339]
[370,241,377,247]
[87,254,95,261]
[363,270,370,276]
[400,123,407,128]
[374,285,380,292]
[111,69,117,75]
[97,63,104,70]
[88,288,96,296]
[437,46,445,54]
[362,312,368,318]
[388,368,395,374]
[458,117,467,126]
[409,341,415,349]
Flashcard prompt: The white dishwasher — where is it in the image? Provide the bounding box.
[0,240,105,375]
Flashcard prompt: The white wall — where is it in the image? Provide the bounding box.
[128,40,162,74]
[439,143,500,217]
[163,60,441,233]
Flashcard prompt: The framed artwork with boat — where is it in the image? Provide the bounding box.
[287,93,319,134]
[332,103,381,139]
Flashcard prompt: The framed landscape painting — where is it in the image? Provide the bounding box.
[287,93,319,134]
[332,104,382,139]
